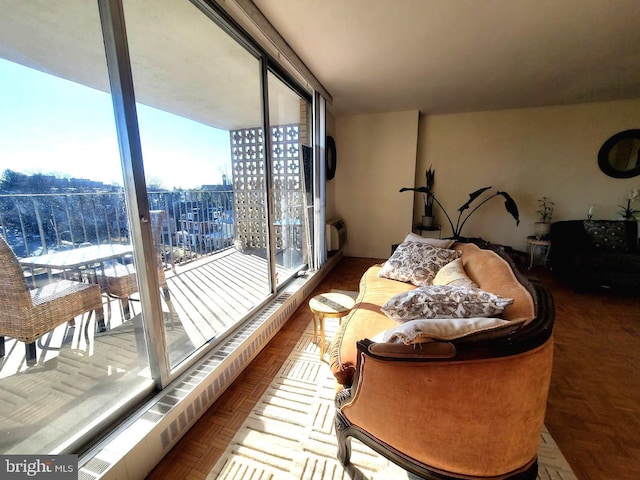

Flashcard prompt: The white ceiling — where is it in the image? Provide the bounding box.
[0,0,302,131]
[2,0,639,127]
[253,0,640,115]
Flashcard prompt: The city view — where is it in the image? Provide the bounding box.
[0,169,234,261]
[0,56,236,260]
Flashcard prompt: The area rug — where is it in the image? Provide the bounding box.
[207,292,577,480]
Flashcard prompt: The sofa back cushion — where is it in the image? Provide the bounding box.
[454,243,535,323]
[551,220,638,254]
[378,241,462,286]
[380,285,513,322]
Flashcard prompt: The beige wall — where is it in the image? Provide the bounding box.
[416,98,640,251]
[334,110,419,258]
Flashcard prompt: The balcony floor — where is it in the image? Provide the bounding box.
[0,247,295,454]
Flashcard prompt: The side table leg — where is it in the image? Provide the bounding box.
[312,313,319,343]
[528,244,535,270]
[544,245,551,267]
[529,244,536,270]
[319,315,326,359]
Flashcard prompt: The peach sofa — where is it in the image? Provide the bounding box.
[329,241,554,479]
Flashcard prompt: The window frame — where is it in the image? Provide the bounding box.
[98,0,321,389]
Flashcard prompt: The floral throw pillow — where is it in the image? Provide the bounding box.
[378,241,462,286]
[380,285,513,322]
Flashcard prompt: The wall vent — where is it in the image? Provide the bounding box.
[78,472,98,480]
[159,428,171,450]
[152,290,298,450]
[79,458,111,480]
[140,411,163,424]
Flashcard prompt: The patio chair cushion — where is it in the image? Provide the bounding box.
[26,280,103,343]
[99,262,166,299]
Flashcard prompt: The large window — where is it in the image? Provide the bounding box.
[0,0,153,454]
[0,0,321,455]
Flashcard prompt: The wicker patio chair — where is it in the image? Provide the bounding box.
[0,236,104,366]
[98,210,172,320]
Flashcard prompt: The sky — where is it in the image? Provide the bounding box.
[0,58,231,189]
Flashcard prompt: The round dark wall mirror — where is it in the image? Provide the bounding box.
[598,129,640,178]
[326,135,337,180]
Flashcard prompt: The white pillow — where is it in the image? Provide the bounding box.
[433,257,478,288]
[380,285,513,322]
[379,242,462,286]
[372,317,526,345]
[402,232,455,249]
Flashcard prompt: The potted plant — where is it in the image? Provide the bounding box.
[618,189,639,220]
[400,166,436,226]
[401,183,520,239]
[422,166,435,226]
[534,196,554,239]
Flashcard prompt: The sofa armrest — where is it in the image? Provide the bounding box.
[366,340,456,359]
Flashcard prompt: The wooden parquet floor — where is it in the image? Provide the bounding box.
[147,256,640,480]
[537,268,640,480]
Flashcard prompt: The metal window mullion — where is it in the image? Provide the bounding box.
[261,61,277,293]
[98,0,170,387]
[313,92,326,268]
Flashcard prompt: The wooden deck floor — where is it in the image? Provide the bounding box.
[0,248,293,454]
[165,249,275,349]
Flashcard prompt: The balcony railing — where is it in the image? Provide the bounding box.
[0,184,310,455]
[0,188,236,263]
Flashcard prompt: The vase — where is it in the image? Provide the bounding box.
[534,222,551,239]
[421,215,434,227]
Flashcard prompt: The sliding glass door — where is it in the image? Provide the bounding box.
[0,0,321,455]
[122,0,270,369]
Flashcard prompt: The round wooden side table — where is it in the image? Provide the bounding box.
[309,292,355,359]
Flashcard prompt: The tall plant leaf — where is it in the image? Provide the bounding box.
[498,191,520,225]
[399,187,430,194]
[457,186,491,212]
